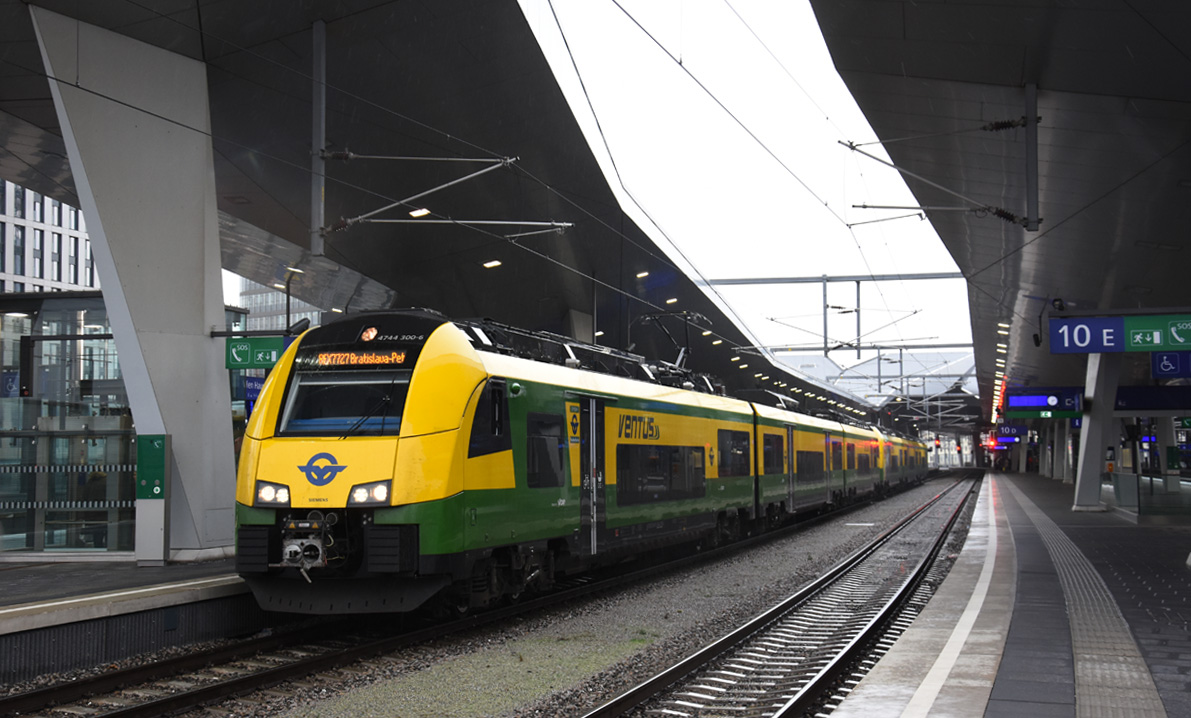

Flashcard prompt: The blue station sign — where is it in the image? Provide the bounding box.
[1151,350,1191,379]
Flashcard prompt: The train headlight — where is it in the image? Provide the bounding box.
[348,480,391,506]
[255,480,291,507]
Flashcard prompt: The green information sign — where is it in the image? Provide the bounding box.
[226,337,285,369]
[1003,409,1081,419]
[1123,314,1191,351]
[136,434,169,500]
[1179,417,1191,430]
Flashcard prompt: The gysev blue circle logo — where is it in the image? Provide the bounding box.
[298,452,347,486]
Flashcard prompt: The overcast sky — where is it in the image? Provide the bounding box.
[520,0,971,372]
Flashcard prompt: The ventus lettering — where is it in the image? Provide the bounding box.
[618,414,661,440]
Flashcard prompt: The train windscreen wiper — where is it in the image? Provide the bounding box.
[339,389,394,439]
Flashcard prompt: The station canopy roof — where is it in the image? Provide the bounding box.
[4,1,1186,431]
[809,0,1191,423]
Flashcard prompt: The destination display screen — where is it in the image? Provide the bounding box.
[315,350,408,367]
[293,346,422,371]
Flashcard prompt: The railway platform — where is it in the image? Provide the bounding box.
[0,559,256,683]
[832,471,1191,718]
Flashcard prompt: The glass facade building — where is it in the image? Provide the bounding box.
[0,292,132,552]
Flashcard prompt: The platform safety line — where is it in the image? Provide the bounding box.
[899,477,999,718]
[0,576,241,616]
[1002,478,1167,718]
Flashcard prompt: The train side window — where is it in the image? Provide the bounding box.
[857,452,871,473]
[830,441,843,473]
[526,412,566,488]
[467,379,512,457]
[616,445,705,505]
[846,444,856,470]
[762,434,783,474]
[795,450,824,481]
[718,429,751,477]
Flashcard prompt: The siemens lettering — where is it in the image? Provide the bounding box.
[618,414,661,440]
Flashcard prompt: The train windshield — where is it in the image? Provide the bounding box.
[277,370,411,436]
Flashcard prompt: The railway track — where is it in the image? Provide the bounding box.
[1,475,968,718]
[582,473,980,718]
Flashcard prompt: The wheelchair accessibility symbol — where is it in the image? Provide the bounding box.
[1152,351,1189,378]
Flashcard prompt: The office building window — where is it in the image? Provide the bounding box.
[51,199,62,226]
[0,224,4,272]
[69,237,78,284]
[13,282,24,292]
[85,241,94,287]
[13,185,24,219]
[68,206,77,230]
[31,192,43,223]
[32,229,44,279]
[13,225,25,275]
[0,181,6,215]
[51,233,61,281]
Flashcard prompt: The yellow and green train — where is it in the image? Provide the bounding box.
[235,310,928,613]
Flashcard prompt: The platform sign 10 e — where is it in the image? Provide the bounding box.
[1049,315,1191,354]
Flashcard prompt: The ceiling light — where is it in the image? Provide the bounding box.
[754,373,763,378]
[636,271,649,279]
[996,342,1007,348]
[483,260,502,268]
[997,329,1009,335]
[331,308,343,313]
[285,266,305,274]
[731,356,740,362]
[739,364,749,369]
[997,322,1010,328]
[702,330,712,336]
[712,339,723,345]
[761,376,769,380]
[272,283,286,290]
[665,298,678,304]
[5,312,28,318]
[409,207,431,218]
[996,348,1007,354]
[594,330,604,337]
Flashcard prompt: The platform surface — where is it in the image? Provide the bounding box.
[833,472,1191,718]
[0,558,244,635]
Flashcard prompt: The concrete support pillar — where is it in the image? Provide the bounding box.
[1055,419,1072,483]
[32,8,234,562]
[1039,423,1053,478]
[1156,416,1181,493]
[1074,353,1121,511]
[1015,440,1027,473]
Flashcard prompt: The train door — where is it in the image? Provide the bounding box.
[577,398,606,557]
[785,425,796,513]
[828,428,838,502]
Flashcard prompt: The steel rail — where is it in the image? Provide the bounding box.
[772,475,979,716]
[581,473,978,718]
[0,621,351,716]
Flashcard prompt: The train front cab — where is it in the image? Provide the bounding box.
[235,314,497,613]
